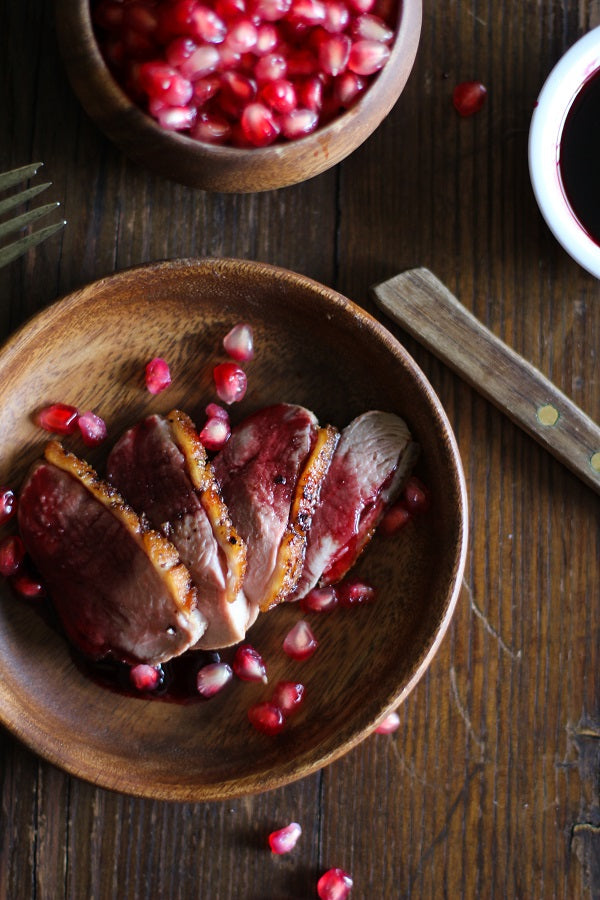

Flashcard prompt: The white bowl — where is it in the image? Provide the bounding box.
[529,25,600,277]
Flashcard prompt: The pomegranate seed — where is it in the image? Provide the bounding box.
[223,323,255,360]
[280,107,318,138]
[288,0,326,25]
[240,100,281,144]
[351,12,393,41]
[250,0,292,22]
[333,70,365,107]
[218,43,243,70]
[199,413,231,450]
[139,62,193,104]
[0,535,25,577]
[270,680,305,716]
[157,104,197,130]
[77,411,108,447]
[300,586,338,613]
[268,822,302,854]
[317,868,353,900]
[165,35,198,67]
[375,710,400,734]
[145,357,172,393]
[0,488,17,526]
[254,52,288,83]
[188,5,227,43]
[283,620,318,660]
[378,500,411,535]
[285,48,318,76]
[36,403,79,435]
[216,0,246,20]
[452,80,487,116]
[196,661,233,696]
[403,476,430,511]
[192,75,221,104]
[336,579,376,607]
[221,70,258,104]
[248,701,285,734]
[233,643,268,682]
[347,0,374,12]
[179,44,220,78]
[224,18,258,52]
[205,402,229,420]
[254,23,279,55]
[318,33,351,75]
[213,361,247,403]
[323,0,350,32]
[123,3,159,36]
[11,571,45,600]
[130,663,164,691]
[260,78,297,113]
[348,38,390,75]
[295,75,323,110]
[191,111,232,142]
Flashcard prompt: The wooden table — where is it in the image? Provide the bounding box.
[1,2,599,897]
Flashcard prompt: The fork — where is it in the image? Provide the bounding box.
[0,163,66,268]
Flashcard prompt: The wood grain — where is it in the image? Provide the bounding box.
[0,0,599,896]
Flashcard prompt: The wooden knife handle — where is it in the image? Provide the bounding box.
[372,267,600,496]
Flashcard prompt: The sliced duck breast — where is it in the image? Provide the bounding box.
[291,410,418,599]
[107,410,252,649]
[213,404,338,612]
[17,441,206,665]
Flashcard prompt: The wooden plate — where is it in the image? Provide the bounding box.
[0,258,467,801]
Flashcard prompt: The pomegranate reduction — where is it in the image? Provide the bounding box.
[559,67,600,243]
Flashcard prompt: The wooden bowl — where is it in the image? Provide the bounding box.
[53,0,422,192]
[0,259,466,800]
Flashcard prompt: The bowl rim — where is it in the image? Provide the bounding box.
[54,0,423,190]
[0,258,468,800]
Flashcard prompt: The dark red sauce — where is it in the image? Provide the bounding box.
[559,68,600,243]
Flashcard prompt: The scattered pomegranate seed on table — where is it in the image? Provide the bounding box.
[213,361,247,404]
[282,619,318,659]
[196,660,233,696]
[145,356,172,394]
[248,700,286,734]
[452,80,487,116]
[317,867,353,900]
[129,663,164,691]
[36,403,80,435]
[92,0,399,147]
[232,642,268,681]
[268,821,302,853]
[199,404,231,450]
[77,411,108,447]
[0,535,25,577]
[223,322,254,360]
[300,585,339,613]
[270,680,305,715]
[11,571,45,600]
[374,710,400,733]
[0,488,17,526]
[336,578,375,607]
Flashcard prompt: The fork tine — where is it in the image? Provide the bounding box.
[0,219,66,268]
[0,181,52,217]
[0,163,43,192]
[0,202,61,241]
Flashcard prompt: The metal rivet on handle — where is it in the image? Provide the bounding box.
[591,452,600,473]
[537,404,559,426]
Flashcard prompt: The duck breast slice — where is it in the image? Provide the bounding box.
[213,404,337,612]
[17,441,205,665]
[291,411,419,599]
[107,411,252,649]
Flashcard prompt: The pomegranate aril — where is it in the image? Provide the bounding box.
[0,488,17,526]
[254,23,279,55]
[196,661,233,697]
[271,680,305,716]
[199,413,231,450]
[0,535,25,577]
[224,18,258,52]
[351,12,393,41]
[333,70,365,107]
[130,663,164,692]
[77,411,108,447]
[11,571,45,600]
[346,0,375,13]
[248,701,286,735]
[283,619,318,660]
[240,101,280,145]
[268,822,302,854]
[260,78,297,113]
[192,75,221,104]
[452,81,487,116]
[300,585,338,613]
[348,38,390,75]
[295,75,323,110]
[323,0,350,32]
[223,322,255,360]
[123,3,160,36]
[158,104,197,129]
[166,35,198,66]
[216,0,246,19]
[254,52,287,83]
[36,403,79,435]
[250,0,292,22]
[317,868,353,900]
[336,578,376,607]
[233,643,268,682]
[285,48,318,77]
[403,476,429,512]
[378,499,411,535]
[318,33,351,75]
[213,361,248,403]
[288,0,326,25]
[221,70,258,104]
[205,402,230,420]
[145,357,172,394]
[178,45,220,78]
[280,107,318,138]
[188,5,227,43]
[375,710,400,734]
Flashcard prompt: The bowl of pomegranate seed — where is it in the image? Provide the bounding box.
[53,0,422,192]
[0,258,466,800]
